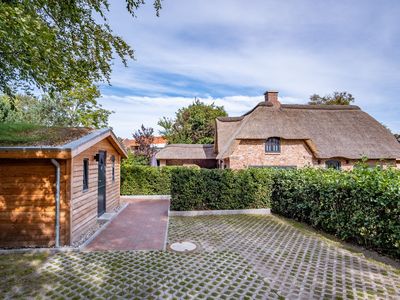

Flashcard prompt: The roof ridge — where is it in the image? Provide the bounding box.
[217,116,244,122]
[281,104,361,110]
[167,144,214,148]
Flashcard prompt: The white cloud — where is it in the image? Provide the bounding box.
[99,94,304,137]
[97,0,400,136]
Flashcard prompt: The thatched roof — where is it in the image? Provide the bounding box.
[216,101,400,160]
[123,136,167,148]
[155,144,216,160]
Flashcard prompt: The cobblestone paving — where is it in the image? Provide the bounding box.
[168,215,400,300]
[33,251,280,299]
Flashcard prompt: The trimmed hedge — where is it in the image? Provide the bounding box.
[271,167,400,258]
[170,168,273,210]
[120,163,399,257]
[120,165,178,195]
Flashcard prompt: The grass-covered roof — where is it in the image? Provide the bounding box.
[0,123,93,147]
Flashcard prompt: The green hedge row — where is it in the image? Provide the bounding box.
[120,164,399,257]
[271,167,400,258]
[120,165,177,195]
[170,168,273,210]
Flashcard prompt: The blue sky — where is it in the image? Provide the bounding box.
[99,0,400,138]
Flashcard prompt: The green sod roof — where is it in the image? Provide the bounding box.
[0,123,93,147]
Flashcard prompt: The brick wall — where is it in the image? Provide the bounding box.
[228,139,314,169]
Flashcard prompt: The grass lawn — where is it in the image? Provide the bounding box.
[0,123,92,146]
[0,252,49,298]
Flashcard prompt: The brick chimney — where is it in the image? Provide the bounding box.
[264,91,280,107]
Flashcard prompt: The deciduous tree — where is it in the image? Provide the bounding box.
[132,124,156,161]
[158,99,227,144]
[309,91,355,105]
[0,0,161,96]
[0,83,111,128]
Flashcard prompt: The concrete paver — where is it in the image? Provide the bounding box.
[3,214,399,299]
[168,215,400,299]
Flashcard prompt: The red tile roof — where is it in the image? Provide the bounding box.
[123,136,167,148]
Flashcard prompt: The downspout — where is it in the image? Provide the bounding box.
[51,159,61,248]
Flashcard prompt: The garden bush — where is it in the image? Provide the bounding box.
[271,167,400,258]
[120,165,178,195]
[170,168,274,210]
[121,161,400,258]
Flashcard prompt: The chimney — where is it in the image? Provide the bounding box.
[264,91,280,107]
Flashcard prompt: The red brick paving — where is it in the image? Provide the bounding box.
[85,199,169,251]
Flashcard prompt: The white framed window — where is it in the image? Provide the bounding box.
[265,137,281,153]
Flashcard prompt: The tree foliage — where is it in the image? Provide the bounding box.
[158,99,228,144]
[0,83,111,128]
[132,124,156,161]
[0,0,161,95]
[309,91,355,105]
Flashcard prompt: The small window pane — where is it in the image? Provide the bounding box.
[111,156,115,182]
[265,137,281,153]
[83,159,89,191]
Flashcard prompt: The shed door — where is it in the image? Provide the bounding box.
[97,151,107,216]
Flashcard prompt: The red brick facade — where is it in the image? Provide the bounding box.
[221,138,397,170]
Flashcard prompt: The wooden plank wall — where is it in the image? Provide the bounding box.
[0,159,70,247]
[71,138,121,242]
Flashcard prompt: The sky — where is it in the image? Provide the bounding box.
[98,0,400,138]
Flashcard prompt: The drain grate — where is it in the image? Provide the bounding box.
[169,241,197,252]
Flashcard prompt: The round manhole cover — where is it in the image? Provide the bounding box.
[170,241,197,252]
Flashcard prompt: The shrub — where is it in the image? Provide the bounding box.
[271,167,400,258]
[170,168,273,210]
[120,165,178,195]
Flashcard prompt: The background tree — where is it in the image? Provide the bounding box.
[0,83,111,128]
[132,125,156,163]
[158,99,228,144]
[308,91,355,105]
[0,0,161,97]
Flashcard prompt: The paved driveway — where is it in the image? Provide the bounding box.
[3,214,399,299]
[85,199,169,251]
[168,215,400,299]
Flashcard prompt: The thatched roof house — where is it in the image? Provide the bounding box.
[156,91,400,170]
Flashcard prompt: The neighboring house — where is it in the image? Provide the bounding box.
[156,91,400,170]
[122,136,167,152]
[156,144,217,168]
[0,128,127,248]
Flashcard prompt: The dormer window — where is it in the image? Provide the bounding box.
[265,137,281,153]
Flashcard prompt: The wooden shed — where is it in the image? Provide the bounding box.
[0,128,127,248]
